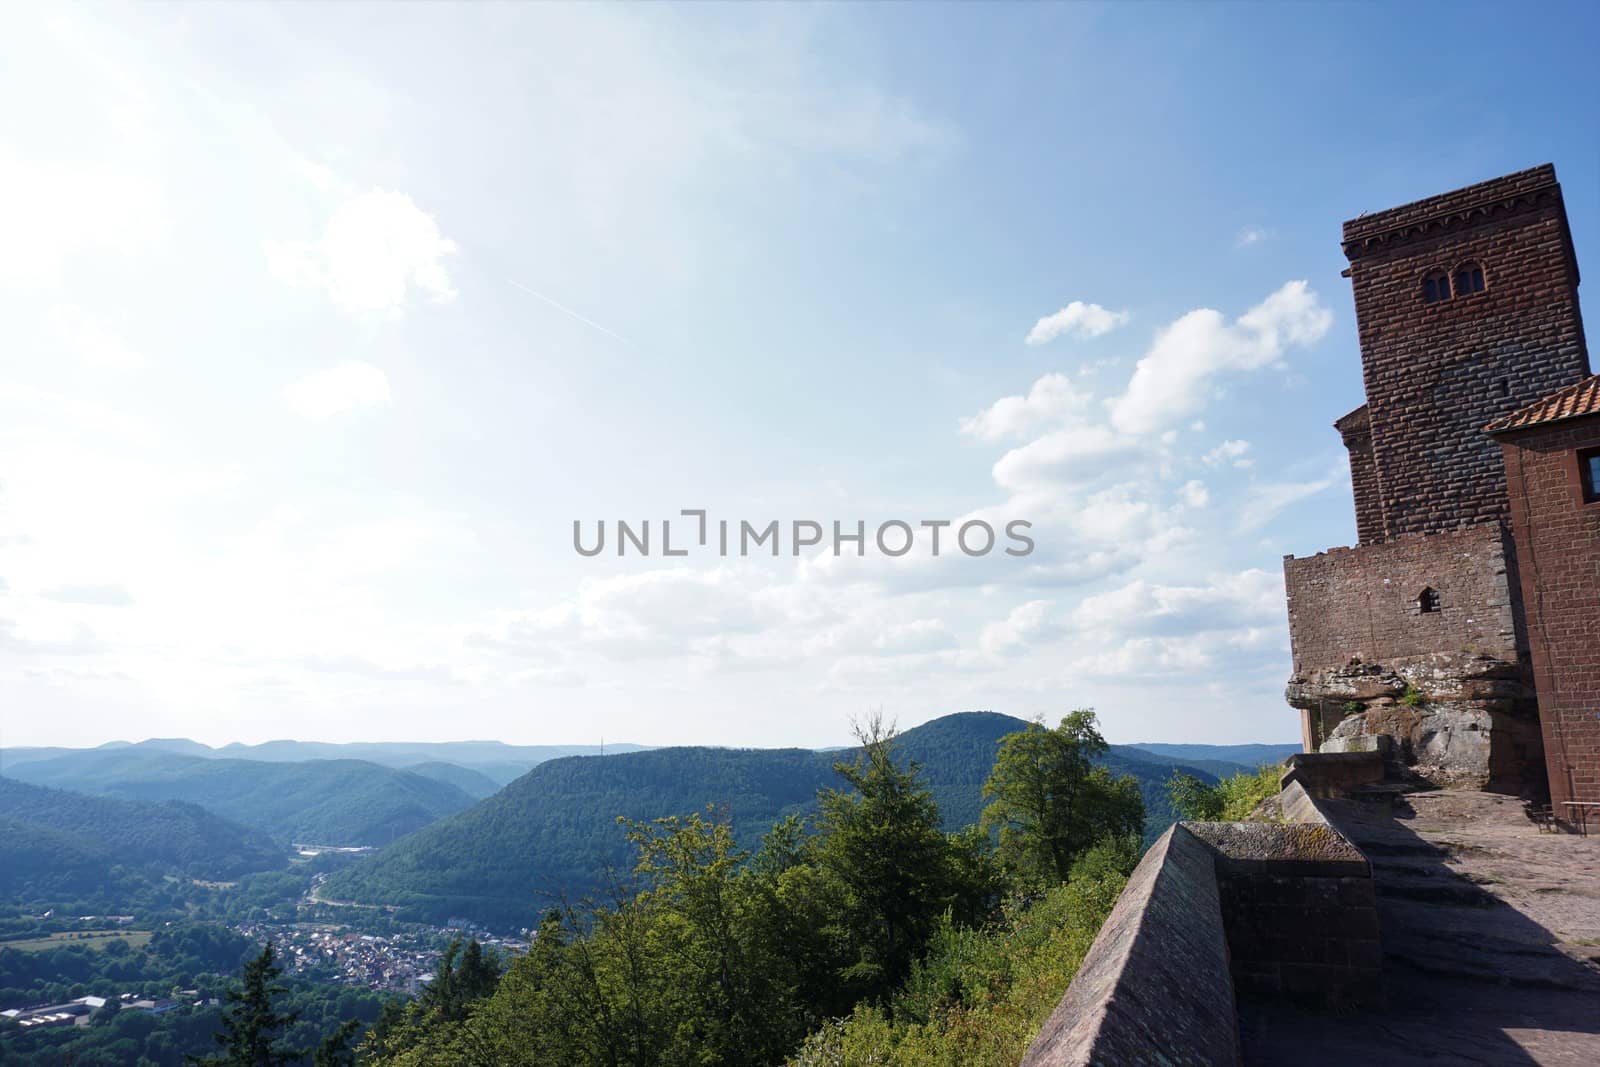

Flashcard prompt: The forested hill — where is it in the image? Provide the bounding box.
[3,750,477,846]
[322,712,1220,929]
[0,777,282,895]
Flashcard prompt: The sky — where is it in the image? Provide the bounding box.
[1,2,1597,751]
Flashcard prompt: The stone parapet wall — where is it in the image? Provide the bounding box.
[1021,824,1240,1067]
[1023,784,1384,1065]
[1188,782,1383,1008]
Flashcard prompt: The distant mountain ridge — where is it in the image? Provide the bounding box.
[321,712,1228,929]
[1,737,649,783]
[3,750,479,846]
[1124,742,1300,769]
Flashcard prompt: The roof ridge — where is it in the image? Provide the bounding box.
[1485,373,1600,434]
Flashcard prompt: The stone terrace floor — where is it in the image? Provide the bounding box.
[1239,790,1600,1066]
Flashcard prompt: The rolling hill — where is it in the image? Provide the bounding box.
[403,761,504,799]
[3,750,478,846]
[321,712,1221,929]
[0,777,283,896]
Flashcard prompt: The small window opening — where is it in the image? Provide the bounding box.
[1498,377,1510,397]
[1581,447,1600,505]
[1423,271,1451,303]
[1454,262,1486,296]
[1418,587,1441,614]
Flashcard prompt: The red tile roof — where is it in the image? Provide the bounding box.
[1485,374,1600,434]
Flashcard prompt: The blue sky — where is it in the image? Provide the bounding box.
[1,2,1596,749]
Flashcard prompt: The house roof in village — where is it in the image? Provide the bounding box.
[1485,373,1600,434]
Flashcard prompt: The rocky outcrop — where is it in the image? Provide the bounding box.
[1286,651,1542,792]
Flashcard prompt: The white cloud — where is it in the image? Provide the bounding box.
[41,584,134,606]
[1025,301,1130,345]
[1071,569,1283,637]
[283,362,392,420]
[1234,226,1270,249]
[0,153,165,287]
[264,188,458,319]
[960,373,1090,442]
[1109,281,1332,435]
[1178,480,1209,508]
[979,599,1059,656]
[991,426,1143,492]
[49,304,145,370]
[1239,460,1348,529]
[1203,439,1253,468]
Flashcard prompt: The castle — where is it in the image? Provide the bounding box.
[1022,166,1600,1067]
[1282,163,1600,816]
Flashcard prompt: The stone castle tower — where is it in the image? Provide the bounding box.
[1284,164,1595,799]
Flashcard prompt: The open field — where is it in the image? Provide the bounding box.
[1,929,153,953]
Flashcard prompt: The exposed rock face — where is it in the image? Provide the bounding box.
[1286,651,1543,792]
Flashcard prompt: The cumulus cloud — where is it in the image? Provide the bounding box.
[1070,569,1283,637]
[1178,480,1209,508]
[1025,301,1130,345]
[979,599,1060,656]
[283,362,392,420]
[1203,439,1253,468]
[1109,281,1332,435]
[960,373,1090,442]
[991,427,1144,492]
[264,188,458,318]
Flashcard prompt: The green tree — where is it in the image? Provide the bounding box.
[980,710,1145,886]
[817,713,957,1002]
[189,943,304,1067]
[313,1018,361,1067]
[1167,762,1284,822]
[419,938,502,1024]
[1167,771,1225,820]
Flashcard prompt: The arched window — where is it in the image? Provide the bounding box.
[1454,262,1486,296]
[1418,587,1441,614]
[1422,271,1451,303]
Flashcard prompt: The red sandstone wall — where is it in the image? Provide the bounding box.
[1337,406,1384,544]
[1283,523,1520,678]
[1499,417,1600,810]
[1343,165,1590,539]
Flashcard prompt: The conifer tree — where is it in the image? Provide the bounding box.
[189,943,303,1067]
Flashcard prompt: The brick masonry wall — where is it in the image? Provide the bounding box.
[1337,405,1385,544]
[1343,166,1590,539]
[1283,522,1521,677]
[1497,415,1600,810]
